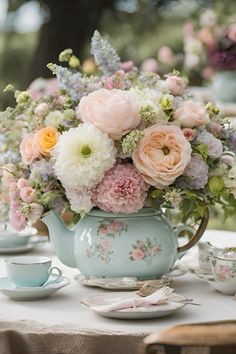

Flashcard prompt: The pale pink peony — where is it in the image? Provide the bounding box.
[166,75,186,96]
[9,206,26,231]
[92,163,148,214]
[175,100,210,128]
[133,124,192,188]
[27,203,44,224]
[20,133,40,164]
[78,88,141,140]
[20,187,36,203]
[182,128,197,141]
[228,23,236,42]
[17,178,29,190]
[132,248,145,260]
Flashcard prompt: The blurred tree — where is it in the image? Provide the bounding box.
[31,0,116,79]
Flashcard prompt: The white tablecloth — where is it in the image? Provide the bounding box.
[0,229,236,354]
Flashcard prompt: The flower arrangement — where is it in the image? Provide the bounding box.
[183,9,236,79]
[2,30,236,231]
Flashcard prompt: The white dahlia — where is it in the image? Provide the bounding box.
[54,123,116,188]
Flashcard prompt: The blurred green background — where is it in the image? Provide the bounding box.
[0,0,236,231]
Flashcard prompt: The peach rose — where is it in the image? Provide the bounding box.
[133,124,192,187]
[78,88,141,140]
[37,127,58,156]
[20,134,40,164]
[175,100,210,128]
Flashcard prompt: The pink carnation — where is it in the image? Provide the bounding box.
[92,163,148,214]
[9,206,26,231]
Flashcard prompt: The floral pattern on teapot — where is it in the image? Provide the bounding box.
[129,238,162,261]
[86,219,128,263]
[97,219,128,237]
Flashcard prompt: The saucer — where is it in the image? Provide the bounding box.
[0,244,34,254]
[75,274,171,290]
[207,279,236,295]
[0,275,70,300]
[81,292,187,319]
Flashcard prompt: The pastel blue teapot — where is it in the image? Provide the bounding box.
[42,208,209,278]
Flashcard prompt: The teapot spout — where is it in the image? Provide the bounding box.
[42,211,77,268]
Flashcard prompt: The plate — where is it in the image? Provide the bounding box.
[81,292,187,319]
[0,244,34,254]
[75,274,172,290]
[0,275,70,300]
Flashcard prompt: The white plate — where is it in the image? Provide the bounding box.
[81,292,187,319]
[0,244,34,254]
[0,275,70,300]
[75,274,172,290]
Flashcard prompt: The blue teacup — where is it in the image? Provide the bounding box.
[5,256,62,287]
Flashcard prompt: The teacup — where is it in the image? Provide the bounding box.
[0,225,37,248]
[5,256,62,287]
[209,252,236,295]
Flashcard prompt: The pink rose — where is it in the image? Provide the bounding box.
[228,23,236,42]
[20,134,40,164]
[35,103,49,116]
[101,239,112,251]
[78,88,141,140]
[20,187,36,203]
[175,100,210,128]
[133,124,192,188]
[166,75,186,96]
[132,248,145,260]
[17,178,29,190]
[182,128,197,141]
[27,203,43,224]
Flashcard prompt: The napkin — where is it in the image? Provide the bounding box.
[91,286,186,312]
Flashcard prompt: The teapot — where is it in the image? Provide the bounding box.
[42,207,209,278]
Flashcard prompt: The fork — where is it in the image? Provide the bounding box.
[136,283,169,297]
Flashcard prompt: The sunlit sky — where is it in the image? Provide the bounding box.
[0,0,43,32]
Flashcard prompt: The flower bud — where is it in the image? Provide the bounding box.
[208,175,224,193]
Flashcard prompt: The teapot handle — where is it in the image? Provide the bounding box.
[176,207,209,254]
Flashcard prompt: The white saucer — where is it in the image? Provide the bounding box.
[81,292,187,319]
[207,279,236,296]
[75,274,171,290]
[0,244,34,254]
[0,275,70,300]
